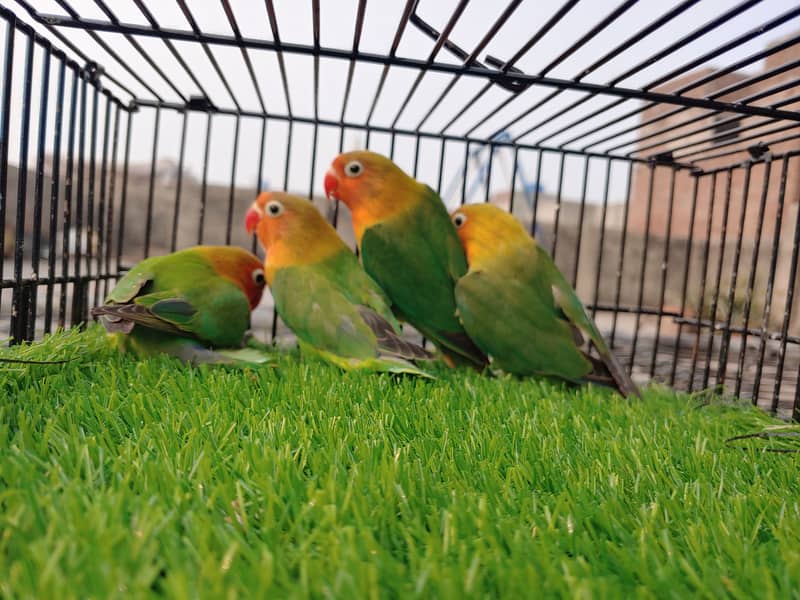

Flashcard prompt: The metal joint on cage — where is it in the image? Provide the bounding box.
[186,95,217,113]
[82,61,104,86]
[651,151,675,166]
[747,143,770,160]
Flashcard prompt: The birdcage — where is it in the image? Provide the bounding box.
[2,1,800,418]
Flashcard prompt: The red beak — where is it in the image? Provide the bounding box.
[324,170,339,201]
[245,206,262,234]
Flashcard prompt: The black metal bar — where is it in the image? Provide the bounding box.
[28,40,52,339]
[338,0,366,125]
[175,0,241,111]
[85,84,99,315]
[253,116,267,254]
[415,0,523,132]
[93,0,187,102]
[570,156,590,288]
[94,93,111,309]
[272,119,294,342]
[507,146,519,214]
[529,150,543,238]
[130,97,691,168]
[132,0,212,100]
[650,168,676,379]
[52,0,164,102]
[773,156,800,413]
[225,115,241,245]
[170,111,188,253]
[71,71,87,328]
[390,0,469,129]
[143,106,160,258]
[753,157,788,401]
[103,102,120,301]
[669,175,700,388]
[689,173,717,392]
[0,16,13,322]
[702,169,734,391]
[549,153,565,258]
[459,141,470,206]
[683,130,800,164]
[26,9,800,123]
[116,111,132,277]
[716,163,751,387]
[735,159,771,399]
[365,0,415,126]
[220,0,267,113]
[59,67,79,328]
[10,32,35,343]
[628,163,656,372]
[591,158,612,321]
[671,317,800,346]
[609,161,633,349]
[197,112,212,245]
[264,0,293,117]
[674,122,800,161]
[45,57,66,334]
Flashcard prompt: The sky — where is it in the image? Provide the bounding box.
[2,0,799,207]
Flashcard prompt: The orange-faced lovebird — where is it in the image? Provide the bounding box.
[245,191,433,376]
[450,203,639,397]
[92,246,272,365]
[324,151,488,370]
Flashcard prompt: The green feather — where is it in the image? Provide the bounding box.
[360,186,487,368]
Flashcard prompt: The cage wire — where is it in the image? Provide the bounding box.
[1,0,800,418]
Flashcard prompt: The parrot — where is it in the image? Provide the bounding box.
[448,202,640,397]
[244,191,434,377]
[91,245,272,365]
[323,151,488,370]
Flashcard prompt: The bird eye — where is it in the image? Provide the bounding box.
[452,213,467,228]
[344,160,363,177]
[252,268,266,286]
[266,200,284,217]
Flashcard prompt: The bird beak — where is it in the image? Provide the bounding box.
[245,204,262,234]
[324,170,338,201]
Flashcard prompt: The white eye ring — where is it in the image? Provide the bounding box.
[252,268,266,286]
[344,160,363,177]
[452,213,467,228]
[266,200,284,217]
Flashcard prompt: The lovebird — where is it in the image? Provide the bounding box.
[92,246,272,365]
[245,191,433,376]
[324,151,488,370]
[450,203,640,397]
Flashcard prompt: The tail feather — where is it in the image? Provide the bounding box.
[587,346,640,398]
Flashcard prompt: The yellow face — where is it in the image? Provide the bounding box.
[450,203,530,267]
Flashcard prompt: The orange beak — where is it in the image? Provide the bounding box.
[324,169,339,201]
[245,205,262,234]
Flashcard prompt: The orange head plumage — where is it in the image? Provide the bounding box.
[192,245,266,309]
[245,191,347,283]
[324,150,426,244]
[450,204,536,270]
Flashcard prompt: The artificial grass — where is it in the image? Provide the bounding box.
[1,327,798,599]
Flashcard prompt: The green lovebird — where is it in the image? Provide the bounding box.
[449,203,640,397]
[324,151,488,370]
[91,246,272,365]
[245,191,433,377]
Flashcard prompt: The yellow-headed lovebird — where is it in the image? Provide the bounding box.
[92,246,272,365]
[450,203,640,397]
[324,151,488,370]
[245,191,433,376]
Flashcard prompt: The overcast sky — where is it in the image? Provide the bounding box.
[3,0,798,206]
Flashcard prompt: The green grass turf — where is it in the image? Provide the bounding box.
[1,327,799,599]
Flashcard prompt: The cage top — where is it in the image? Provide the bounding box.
[5,0,800,169]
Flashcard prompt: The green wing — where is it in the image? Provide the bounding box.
[361,187,487,367]
[272,264,382,361]
[272,251,432,367]
[455,246,593,380]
